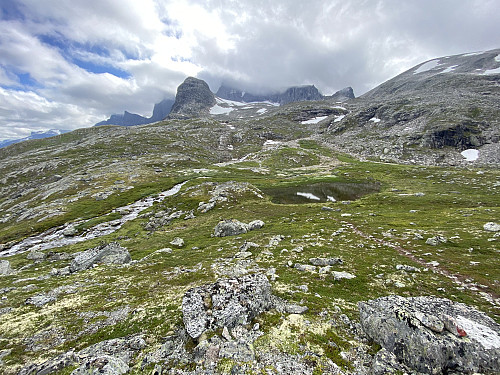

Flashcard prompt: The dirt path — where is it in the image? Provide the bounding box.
[340,219,499,307]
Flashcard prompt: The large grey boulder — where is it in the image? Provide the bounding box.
[213,219,265,237]
[359,295,500,374]
[182,273,273,339]
[214,219,248,237]
[70,243,131,273]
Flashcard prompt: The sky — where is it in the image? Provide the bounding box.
[0,0,499,140]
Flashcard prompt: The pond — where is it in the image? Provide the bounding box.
[262,181,380,204]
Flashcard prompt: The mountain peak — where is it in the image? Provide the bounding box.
[168,77,216,119]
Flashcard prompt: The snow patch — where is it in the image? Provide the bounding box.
[327,196,336,202]
[264,140,281,146]
[257,108,267,114]
[227,145,233,150]
[226,124,235,130]
[482,67,500,75]
[296,192,321,201]
[414,59,440,74]
[215,97,247,106]
[461,149,479,161]
[210,105,234,115]
[369,117,381,123]
[334,114,345,122]
[441,65,458,73]
[301,116,328,124]
[462,51,484,57]
[455,316,500,349]
[331,106,347,110]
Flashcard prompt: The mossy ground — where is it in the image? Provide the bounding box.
[0,133,498,374]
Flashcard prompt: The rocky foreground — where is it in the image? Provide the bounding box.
[12,272,500,374]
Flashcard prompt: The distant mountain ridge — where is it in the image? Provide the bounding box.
[95,98,175,127]
[95,82,355,126]
[216,84,354,104]
[0,129,69,149]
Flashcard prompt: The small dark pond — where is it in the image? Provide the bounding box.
[262,181,380,204]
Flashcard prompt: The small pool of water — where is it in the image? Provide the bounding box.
[262,181,380,204]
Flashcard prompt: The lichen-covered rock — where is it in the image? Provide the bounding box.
[182,273,273,339]
[26,249,46,261]
[0,260,12,276]
[71,355,129,375]
[70,242,131,273]
[359,295,500,374]
[18,350,78,375]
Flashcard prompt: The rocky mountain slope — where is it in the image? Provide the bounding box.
[0,130,69,149]
[324,49,500,166]
[0,49,499,375]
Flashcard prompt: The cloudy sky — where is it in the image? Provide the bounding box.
[0,0,498,140]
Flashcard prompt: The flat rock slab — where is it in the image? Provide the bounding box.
[70,242,131,273]
[359,295,500,374]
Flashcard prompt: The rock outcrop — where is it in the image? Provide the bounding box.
[213,219,265,237]
[69,242,131,273]
[168,77,216,119]
[328,86,355,101]
[0,260,12,276]
[359,295,500,374]
[182,273,273,339]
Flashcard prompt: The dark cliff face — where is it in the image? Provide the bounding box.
[277,85,323,104]
[150,99,174,122]
[216,84,355,104]
[329,87,355,101]
[168,77,216,119]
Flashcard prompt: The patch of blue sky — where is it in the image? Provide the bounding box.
[38,34,131,79]
[0,2,25,21]
[72,58,131,79]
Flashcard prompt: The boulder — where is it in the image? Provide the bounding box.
[359,295,500,374]
[332,271,356,280]
[309,257,343,266]
[63,225,78,237]
[182,273,273,339]
[71,355,129,375]
[70,243,131,273]
[0,260,12,276]
[18,351,77,375]
[425,235,447,246]
[247,220,265,231]
[170,237,185,248]
[27,249,46,261]
[214,219,248,237]
[483,222,500,232]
